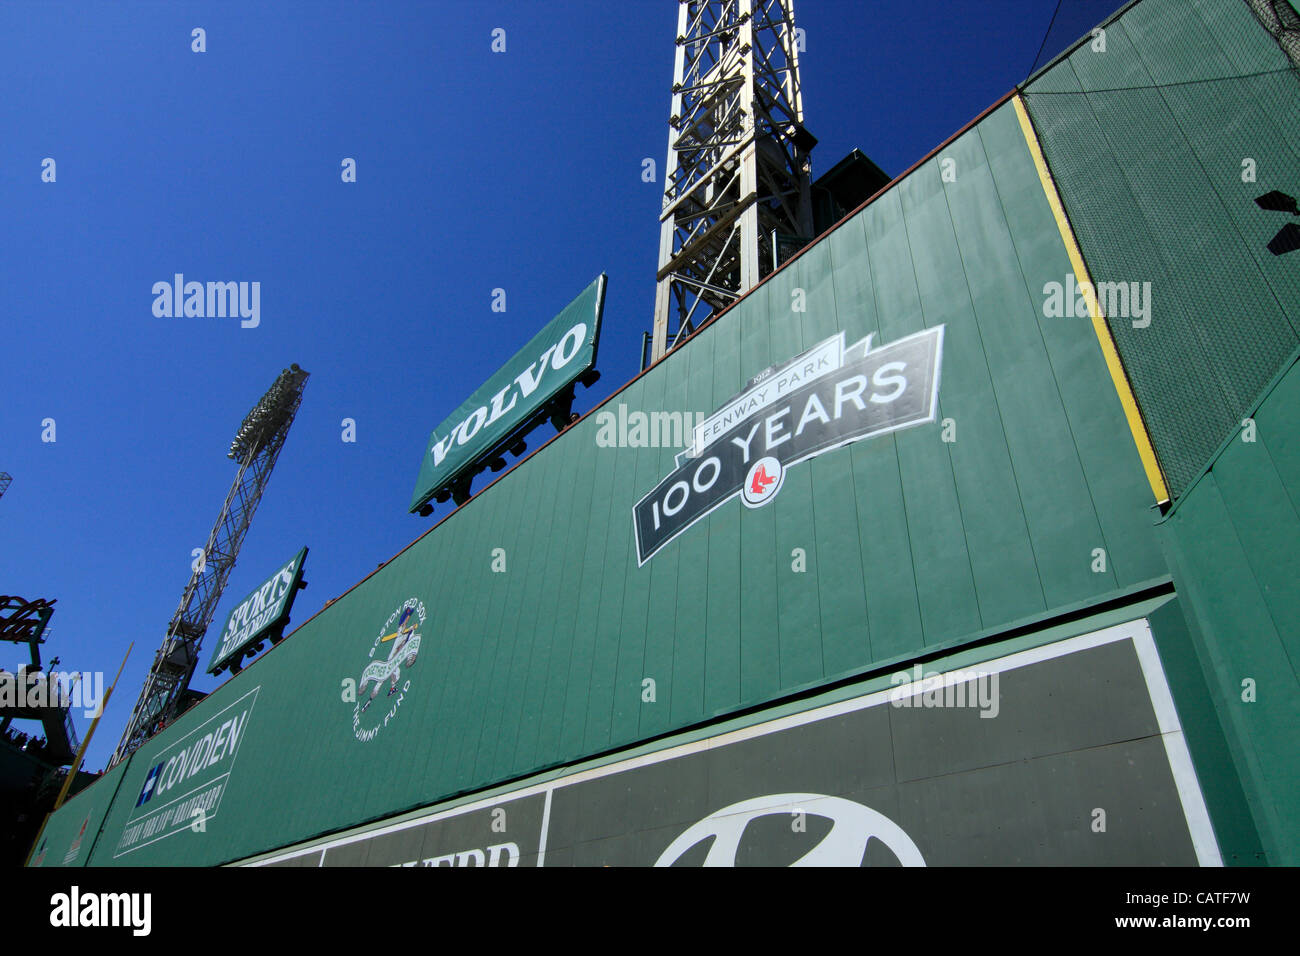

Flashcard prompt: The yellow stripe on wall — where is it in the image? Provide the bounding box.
[1012,94,1170,505]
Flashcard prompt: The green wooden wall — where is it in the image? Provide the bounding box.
[33,99,1168,868]
[26,760,128,867]
[1157,352,1300,865]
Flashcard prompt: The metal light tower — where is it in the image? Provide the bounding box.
[111,365,309,764]
[0,473,11,500]
[650,0,816,363]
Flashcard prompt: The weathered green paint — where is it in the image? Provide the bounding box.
[37,95,1171,867]
[1156,352,1300,865]
[1024,0,1300,495]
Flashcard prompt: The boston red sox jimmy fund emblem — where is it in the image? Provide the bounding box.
[350,597,426,743]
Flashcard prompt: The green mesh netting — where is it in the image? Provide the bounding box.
[1024,0,1300,496]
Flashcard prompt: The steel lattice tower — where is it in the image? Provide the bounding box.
[650,0,815,363]
[111,365,309,764]
[0,473,12,500]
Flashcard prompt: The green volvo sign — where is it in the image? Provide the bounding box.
[206,548,308,676]
[408,275,606,513]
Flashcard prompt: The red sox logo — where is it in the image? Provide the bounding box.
[742,456,783,507]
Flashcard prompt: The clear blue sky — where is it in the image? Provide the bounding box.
[0,0,1118,774]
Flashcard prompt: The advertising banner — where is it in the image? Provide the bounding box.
[251,621,1217,867]
[206,548,308,675]
[115,687,260,859]
[408,275,606,513]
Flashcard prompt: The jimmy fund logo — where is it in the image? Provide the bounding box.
[633,326,944,564]
[350,598,426,743]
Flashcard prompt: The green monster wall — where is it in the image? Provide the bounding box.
[32,93,1170,866]
[1020,0,1300,866]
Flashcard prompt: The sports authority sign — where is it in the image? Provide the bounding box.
[633,326,944,564]
[206,548,308,675]
[409,276,606,513]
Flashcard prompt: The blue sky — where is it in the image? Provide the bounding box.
[0,0,1118,773]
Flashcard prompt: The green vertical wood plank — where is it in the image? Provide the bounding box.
[798,239,874,677]
[908,150,1046,625]
[737,282,782,704]
[765,257,825,688]
[869,185,982,643]
[702,301,744,715]
[511,410,594,773]
[472,436,556,784]
[942,124,1114,609]
[668,319,717,727]
[1255,359,1300,511]
[828,215,925,662]
[583,393,648,753]
[1212,441,1300,677]
[638,375,688,739]
[557,406,622,759]
[1146,598,1267,865]
[981,102,1166,588]
[447,458,526,789]
[1160,476,1299,863]
[529,420,601,771]
[489,440,563,777]
[411,509,477,799]
[613,370,671,745]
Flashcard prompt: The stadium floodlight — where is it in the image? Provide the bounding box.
[112,365,310,765]
[230,365,309,461]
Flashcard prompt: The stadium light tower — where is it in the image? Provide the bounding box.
[111,365,309,764]
[0,472,12,500]
[650,0,816,364]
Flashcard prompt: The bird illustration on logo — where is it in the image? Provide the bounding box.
[359,605,421,713]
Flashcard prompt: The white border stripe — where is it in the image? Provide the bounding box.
[1130,623,1223,866]
[536,789,552,869]
[248,617,1220,867]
